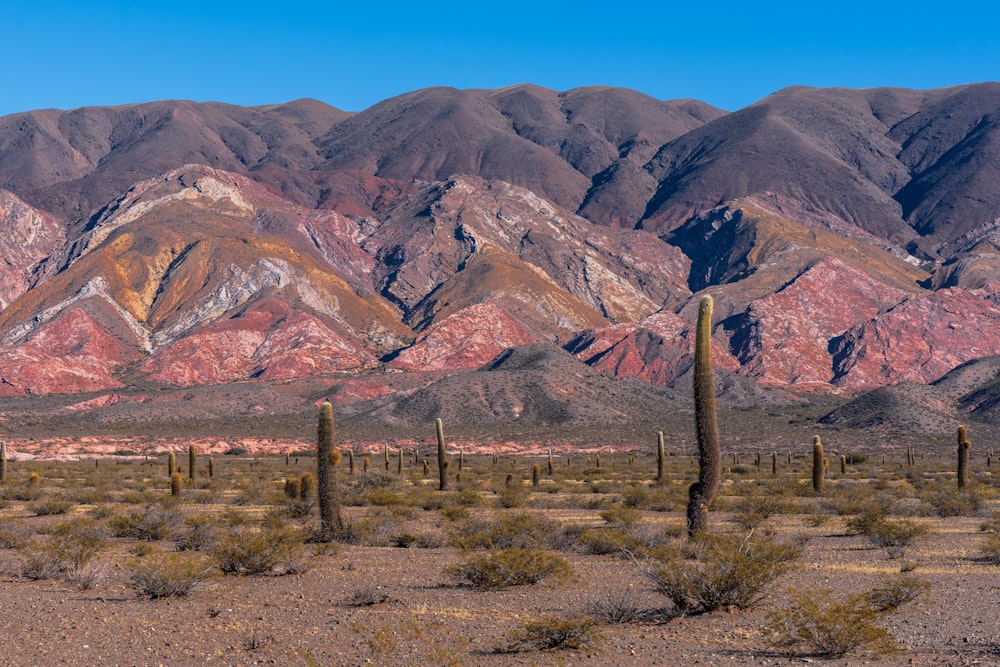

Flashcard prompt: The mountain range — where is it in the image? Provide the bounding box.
[3,83,1000,439]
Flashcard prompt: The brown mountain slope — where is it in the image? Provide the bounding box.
[0,99,350,220]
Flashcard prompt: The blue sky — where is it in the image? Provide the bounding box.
[2,1,998,116]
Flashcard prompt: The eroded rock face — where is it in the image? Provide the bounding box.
[0,190,64,310]
[832,286,1000,390]
[140,298,379,386]
[390,302,538,371]
[731,257,908,389]
[569,311,739,386]
[0,306,140,396]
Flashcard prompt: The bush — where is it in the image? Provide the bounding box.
[636,533,801,614]
[586,588,647,624]
[446,548,574,590]
[864,519,928,549]
[504,615,603,652]
[27,499,75,516]
[172,516,219,552]
[48,519,109,567]
[212,525,303,575]
[448,513,562,551]
[768,589,898,657]
[109,506,181,540]
[981,532,1000,565]
[127,553,212,598]
[600,505,643,528]
[920,487,985,517]
[866,574,930,612]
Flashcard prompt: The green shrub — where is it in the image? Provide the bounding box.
[172,516,219,552]
[768,588,898,657]
[981,532,1000,565]
[864,519,928,549]
[445,548,573,590]
[504,615,603,652]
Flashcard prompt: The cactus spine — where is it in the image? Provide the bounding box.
[188,445,197,482]
[958,424,971,488]
[686,295,721,537]
[812,436,825,493]
[0,440,7,483]
[317,401,343,536]
[168,452,176,477]
[436,418,448,491]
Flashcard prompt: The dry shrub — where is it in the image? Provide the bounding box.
[109,506,181,540]
[768,588,898,657]
[446,548,573,590]
[128,553,213,598]
[866,574,930,612]
[504,615,603,652]
[212,525,304,575]
[634,532,801,614]
[448,513,562,551]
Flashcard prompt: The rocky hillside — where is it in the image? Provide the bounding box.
[3,83,1000,435]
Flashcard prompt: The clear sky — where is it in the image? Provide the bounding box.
[2,0,998,117]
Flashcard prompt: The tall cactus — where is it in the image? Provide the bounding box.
[656,431,666,482]
[686,295,721,537]
[812,436,825,494]
[317,401,343,536]
[436,418,449,491]
[168,451,176,477]
[188,444,197,483]
[957,424,972,488]
[0,440,7,483]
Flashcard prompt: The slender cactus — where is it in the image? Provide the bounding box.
[168,452,176,477]
[317,401,343,536]
[397,448,403,475]
[436,418,448,491]
[188,445,197,483]
[547,448,554,476]
[812,436,825,494]
[532,464,540,487]
[840,454,847,475]
[384,443,390,471]
[958,424,972,488]
[687,295,721,537]
[655,431,665,483]
[772,451,777,475]
[348,449,355,475]
[0,440,7,483]
[170,472,182,497]
[208,456,215,478]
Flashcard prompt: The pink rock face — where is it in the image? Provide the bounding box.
[832,287,1000,390]
[0,190,64,310]
[0,307,140,396]
[733,257,909,389]
[141,298,378,386]
[570,311,739,385]
[390,302,538,370]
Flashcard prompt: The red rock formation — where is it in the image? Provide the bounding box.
[0,307,141,396]
[390,302,538,370]
[0,190,64,310]
[570,311,739,386]
[732,257,908,389]
[140,298,379,386]
[832,287,1000,390]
